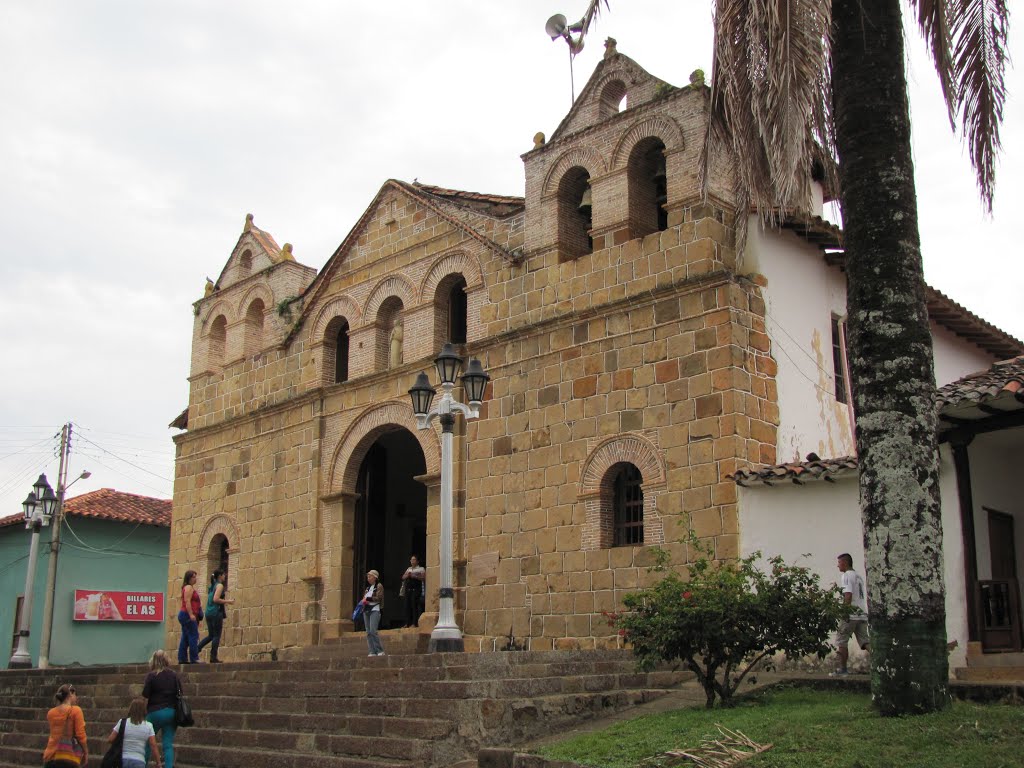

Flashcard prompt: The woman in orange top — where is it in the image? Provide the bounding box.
[43,683,89,767]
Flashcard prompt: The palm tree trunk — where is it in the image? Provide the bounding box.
[831,0,950,714]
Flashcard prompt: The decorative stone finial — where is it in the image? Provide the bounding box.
[689,69,706,88]
[280,243,294,261]
[533,132,546,148]
[244,213,254,232]
[204,277,215,297]
[604,37,617,58]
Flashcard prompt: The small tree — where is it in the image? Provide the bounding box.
[610,547,849,708]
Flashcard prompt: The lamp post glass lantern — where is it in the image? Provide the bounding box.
[9,475,55,669]
[408,345,489,653]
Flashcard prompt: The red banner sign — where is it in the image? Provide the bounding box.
[73,590,165,622]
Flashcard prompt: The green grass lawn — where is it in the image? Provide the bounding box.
[534,686,1022,768]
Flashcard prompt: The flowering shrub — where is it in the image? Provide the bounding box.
[608,544,849,708]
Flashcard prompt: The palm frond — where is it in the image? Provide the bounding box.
[577,0,610,39]
[703,0,834,243]
[948,0,1008,211]
[909,0,957,127]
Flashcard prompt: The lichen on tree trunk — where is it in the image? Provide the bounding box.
[831,0,950,714]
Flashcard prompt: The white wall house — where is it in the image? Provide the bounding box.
[736,213,1023,673]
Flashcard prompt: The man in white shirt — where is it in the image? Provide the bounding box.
[833,552,869,675]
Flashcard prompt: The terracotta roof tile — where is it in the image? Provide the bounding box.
[0,488,171,529]
[925,287,1024,360]
[249,223,281,256]
[780,212,842,250]
[410,182,524,218]
[736,358,1024,485]
[731,455,859,486]
[936,355,1024,410]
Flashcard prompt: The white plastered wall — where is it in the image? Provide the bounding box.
[745,218,999,465]
[744,219,855,463]
[740,471,970,670]
[931,322,998,387]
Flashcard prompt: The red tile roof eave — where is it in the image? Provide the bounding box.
[925,287,1024,360]
[0,489,171,529]
[730,456,860,487]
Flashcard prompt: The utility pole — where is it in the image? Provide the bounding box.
[38,423,71,669]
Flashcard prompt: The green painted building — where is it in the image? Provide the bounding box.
[1,488,170,669]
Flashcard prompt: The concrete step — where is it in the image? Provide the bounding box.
[0,651,692,768]
[964,650,1024,668]
[954,665,1024,683]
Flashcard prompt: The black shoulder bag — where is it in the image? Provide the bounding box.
[175,677,195,728]
[100,718,126,768]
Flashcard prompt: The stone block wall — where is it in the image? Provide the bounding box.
[170,48,789,658]
[169,396,323,656]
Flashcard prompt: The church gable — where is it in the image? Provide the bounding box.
[548,40,678,143]
[295,180,519,341]
[295,180,512,388]
[214,213,294,291]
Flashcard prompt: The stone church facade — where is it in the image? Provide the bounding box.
[169,42,819,658]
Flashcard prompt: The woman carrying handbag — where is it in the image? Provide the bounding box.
[42,684,88,768]
[142,650,180,768]
[105,697,162,768]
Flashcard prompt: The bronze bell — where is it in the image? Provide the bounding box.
[578,186,593,213]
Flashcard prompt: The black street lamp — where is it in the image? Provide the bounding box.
[9,475,55,669]
[408,346,490,652]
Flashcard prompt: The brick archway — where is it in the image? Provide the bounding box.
[197,513,240,558]
[327,401,441,496]
[579,433,666,549]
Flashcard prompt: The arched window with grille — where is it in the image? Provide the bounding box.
[611,462,644,547]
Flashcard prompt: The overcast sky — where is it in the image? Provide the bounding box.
[0,1,1020,517]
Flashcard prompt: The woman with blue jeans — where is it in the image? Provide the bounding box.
[142,650,180,768]
[198,570,234,662]
[177,570,202,663]
[107,696,162,768]
[362,569,385,656]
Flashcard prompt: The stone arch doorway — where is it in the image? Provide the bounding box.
[352,428,427,629]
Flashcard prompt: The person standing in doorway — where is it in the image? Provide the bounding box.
[362,569,385,656]
[401,555,426,628]
[198,570,234,663]
[833,552,869,675]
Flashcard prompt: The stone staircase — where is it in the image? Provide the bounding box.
[0,640,690,768]
[954,648,1024,684]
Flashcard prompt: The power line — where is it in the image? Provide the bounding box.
[61,540,170,561]
[74,434,174,484]
[0,434,60,462]
[73,451,172,498]
[62,513,146,554]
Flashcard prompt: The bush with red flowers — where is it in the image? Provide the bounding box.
[609,541,849,708]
